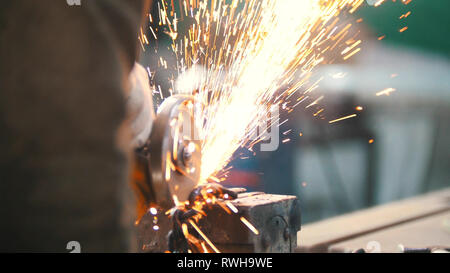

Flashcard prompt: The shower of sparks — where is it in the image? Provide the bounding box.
[144,0,411,184]
[155,0,373,183]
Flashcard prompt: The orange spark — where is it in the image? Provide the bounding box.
[240,217,259,235]
[376,87,396,96]
[189,220,221,253]
[328,114,357,124]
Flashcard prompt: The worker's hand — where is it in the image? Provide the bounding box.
[126,62,155,148]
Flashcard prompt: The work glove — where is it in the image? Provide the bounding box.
[126,62,155,148]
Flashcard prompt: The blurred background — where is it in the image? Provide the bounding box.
[141,0,450,224]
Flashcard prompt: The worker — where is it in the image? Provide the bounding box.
[0,0,154,252]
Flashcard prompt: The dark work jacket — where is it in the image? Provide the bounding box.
[0,0,151,252]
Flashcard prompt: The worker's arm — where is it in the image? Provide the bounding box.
[0,0,151,252]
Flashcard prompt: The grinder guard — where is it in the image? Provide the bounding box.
[134,95,202,211]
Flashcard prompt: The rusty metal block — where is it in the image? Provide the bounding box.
[137,191,301,253]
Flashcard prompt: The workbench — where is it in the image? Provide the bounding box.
[297,188,450,252]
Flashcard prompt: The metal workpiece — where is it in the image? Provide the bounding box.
[199,192,301,253]
[137,191,301,253]
[137,206,172,253]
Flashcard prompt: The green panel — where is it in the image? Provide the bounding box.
[356,0,450,57]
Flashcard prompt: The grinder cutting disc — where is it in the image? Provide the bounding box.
[148,95,202,209]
